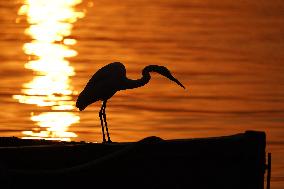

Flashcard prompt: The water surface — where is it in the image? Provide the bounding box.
[0,0,284,188]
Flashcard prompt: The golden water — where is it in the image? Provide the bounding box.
[0,0,284,188]
[12,0,85,141]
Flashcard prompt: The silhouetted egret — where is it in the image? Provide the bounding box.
[76,62,185,143]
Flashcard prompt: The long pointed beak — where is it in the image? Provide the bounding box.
[171,77,186,89]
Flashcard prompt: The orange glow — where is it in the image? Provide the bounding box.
[22,112,79,141]
[13,0,85,141]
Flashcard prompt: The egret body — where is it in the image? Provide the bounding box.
[76,62,185,143]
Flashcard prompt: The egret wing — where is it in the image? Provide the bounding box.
[85,62,126,87]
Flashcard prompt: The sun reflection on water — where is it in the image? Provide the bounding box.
[13,0,85,141]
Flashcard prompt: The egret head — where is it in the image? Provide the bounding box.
[145,65,185,89]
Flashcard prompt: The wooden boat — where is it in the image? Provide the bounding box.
[0,131,268,189]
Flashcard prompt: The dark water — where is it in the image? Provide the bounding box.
[0,0,284,187]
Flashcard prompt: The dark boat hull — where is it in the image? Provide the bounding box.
[0,131,266,189]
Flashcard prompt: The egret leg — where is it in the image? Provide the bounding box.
[99,104,106,143]
[102,101,112,143]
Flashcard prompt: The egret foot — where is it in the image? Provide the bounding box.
[102,140,112,144]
